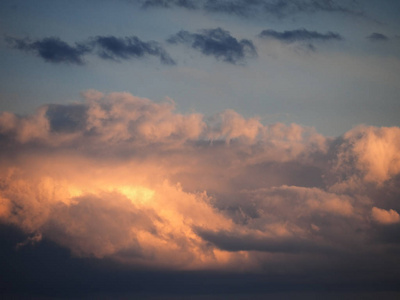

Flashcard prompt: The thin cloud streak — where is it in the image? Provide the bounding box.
[137,0,363,19]
[367,32,389,42]
[258,28,343,50]
[258,29,343,42]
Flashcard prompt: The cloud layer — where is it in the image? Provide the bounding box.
[139,0,362,18]
[1,91,400,277]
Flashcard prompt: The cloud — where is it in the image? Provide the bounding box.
[258,28,343,50]
[168,28,257,64]
[91,36,175,64]
[367,32,389,42]
[372,207,400,224]
[259,29,343,42]
[6,37,90,65]
[330,125,400,187]
[0,91,400,280]
[136,0,363,19]
[6,35,175,65]
[142,0,197,9]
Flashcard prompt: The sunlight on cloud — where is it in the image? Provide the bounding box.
[0,90,400,272]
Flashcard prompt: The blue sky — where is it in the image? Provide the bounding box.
[1,0,400,136]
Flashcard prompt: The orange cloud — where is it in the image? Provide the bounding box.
[372,207,400,224]
[0,91,399,272]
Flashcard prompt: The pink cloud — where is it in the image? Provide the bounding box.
[0,91,399,272]
[372,207,400,224]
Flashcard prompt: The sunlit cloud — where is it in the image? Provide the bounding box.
[1,91,400,273]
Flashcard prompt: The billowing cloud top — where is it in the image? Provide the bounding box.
[1,91,400,276]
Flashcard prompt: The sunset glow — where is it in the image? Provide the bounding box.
[1,1,400,298]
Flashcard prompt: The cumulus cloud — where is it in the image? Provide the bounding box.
[330,125,400,187]
[1,91,400,275]
[168,28,257,64]
[6,35,174,65]
[372,207,400,224]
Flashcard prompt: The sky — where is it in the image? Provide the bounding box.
[1,0,400,299]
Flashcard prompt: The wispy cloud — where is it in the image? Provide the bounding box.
[366,32,389,42]
[168,28,257,64]
[136,0,363,18]
[142,0,197,9]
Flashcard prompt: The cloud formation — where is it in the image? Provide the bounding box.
[137,0,362,18]
[0,91,400,278]
[367,32,389,42]
[91,36,175,64]
[6,37,90,65]
[258,28,343,50]
[142,0,197,9]
[168,28,257,64]
[6,35,174,65]
[259,29,343,42]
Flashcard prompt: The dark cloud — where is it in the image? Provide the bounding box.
[142,0,197,9]
[258,28,343,50]
[258,28,343,42]
[262,0,361,17]
[6,35,175,65]
[196,229,334,254]
[45,104,87,133]
[367,32,389,42]
[203,0,257,17]
[91,36,176,64]
[168,28,257,64]
[137,0,363,18]
[6,37,90,65]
